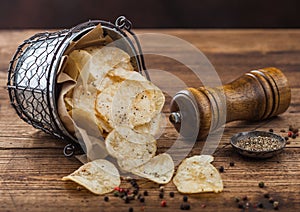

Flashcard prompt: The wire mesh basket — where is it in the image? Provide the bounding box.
[7,17,147,153]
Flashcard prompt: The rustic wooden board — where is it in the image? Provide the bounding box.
[1,29,300,211]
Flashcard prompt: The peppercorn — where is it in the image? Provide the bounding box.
[128,207,134,212]
[161,200,167,207]
[269,197,274,203]
[286,140,291,144]
[159,192,164,199]
[273,201,279,210]
[269,129,274,133]
[169,192,175,198]
[159,186,164,192]
[183,195,188,202]
[180,203,190,210]
[280,129,286,133]
[264,193,270,198]
[292,133,297,139]
[288,131,293,137]
[285,136,289,141]
[257,202,264,208]
[133,189,139,195]
[128,194,135,200]
[114,191,119,197]
[258,181,265,188]
[238,203,244,209]
[104,196,109,202]
[245,202,250,208]
[124,196,130,204]
[235,197,240,202]
[143,190,148,196]
[219,166,224,173]
[289,125,294,132]
[139,197,145,203]
[230,161,235,167]
[293,128,299,134]
[242,196,248,201]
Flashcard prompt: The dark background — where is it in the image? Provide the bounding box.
[0,0,299,29]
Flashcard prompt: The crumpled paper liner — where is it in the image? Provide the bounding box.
[57,24,114,162]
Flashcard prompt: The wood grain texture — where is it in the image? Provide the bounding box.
[1,29,300,211]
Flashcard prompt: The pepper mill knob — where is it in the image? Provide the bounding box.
[170,67,291,140]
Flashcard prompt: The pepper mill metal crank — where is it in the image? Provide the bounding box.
[169,67,291,140]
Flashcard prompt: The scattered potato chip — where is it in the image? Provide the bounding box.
[105,126,157,171]
[131,153,174,184]
[173,155,223,193]
[62,159,120,195]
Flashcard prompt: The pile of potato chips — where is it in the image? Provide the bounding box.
[59,25,223,195]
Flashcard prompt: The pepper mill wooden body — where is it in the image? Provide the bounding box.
[169,67,291,140]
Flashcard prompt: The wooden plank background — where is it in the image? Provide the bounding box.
[0,29,300,211]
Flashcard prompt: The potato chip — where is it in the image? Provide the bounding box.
[62,159,120,195]
[134,113,166,138]
[84,46,133,90]
[173,155,223,193]
[64,49,92,81]
[105,127,157,171]
[112,80,165,127]
[131,153,174,184]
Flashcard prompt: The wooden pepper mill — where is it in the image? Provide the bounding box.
[169,67,291,140]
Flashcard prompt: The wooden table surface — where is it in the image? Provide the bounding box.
[1,29,300,212]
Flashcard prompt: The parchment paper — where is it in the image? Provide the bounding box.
[57,24,113,162]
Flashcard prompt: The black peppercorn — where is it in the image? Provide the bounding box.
[257,202,263,208]
[269,129,274,133]
[169,192,175,198]
[264,193,270,198]
[104,196,109,202]
[143,190,148,196]
[258,182,265,188]
[235,197,240,202]
[219,166,224,173]
[183,195,188,202]
[159,192,164,199]
[180,203,190,210]
[128,207,134,212]
[139,197,145,203]
[242,196,248,201]
[238,203,244,209]
[292,134,297,139]
[124,196,130,204]
[230,161,235,167]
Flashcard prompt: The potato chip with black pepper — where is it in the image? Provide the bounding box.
[173,155,223,193]
[62,159,120,195]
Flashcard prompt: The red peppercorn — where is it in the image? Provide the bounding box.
[161,200,167,207]
[288,131,293,137]
[114,187,120,191]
